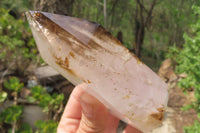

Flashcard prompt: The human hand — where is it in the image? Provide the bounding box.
[57,84,142,133]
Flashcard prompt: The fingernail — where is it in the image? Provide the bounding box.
[80,93,94,118]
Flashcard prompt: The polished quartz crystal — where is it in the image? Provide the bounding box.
[26,11,168,132]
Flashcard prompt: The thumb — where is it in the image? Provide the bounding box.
[77,92,108,133]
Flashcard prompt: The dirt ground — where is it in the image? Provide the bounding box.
[168,86,198,133]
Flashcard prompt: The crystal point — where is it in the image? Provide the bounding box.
[26,11,168,132]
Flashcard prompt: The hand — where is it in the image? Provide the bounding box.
[57,84,142,133]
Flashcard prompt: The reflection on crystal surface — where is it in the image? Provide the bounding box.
[26,11,169,132]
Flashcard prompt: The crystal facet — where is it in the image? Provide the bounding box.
[26,11,168,132]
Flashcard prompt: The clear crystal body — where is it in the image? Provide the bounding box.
[26,11,168,132]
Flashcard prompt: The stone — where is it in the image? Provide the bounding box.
[158,58,173,81]
[26,11,169,132]
[22,105,48,131]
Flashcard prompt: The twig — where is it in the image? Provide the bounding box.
[17,98,39,105]
[11,122,16,133]
[136,0,148,13]
[13,92,18,105]
[11,92,18,133]
[144,0,157,26]
[53,102,63,121]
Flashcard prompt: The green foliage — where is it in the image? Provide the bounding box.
[27,86,64,133]
[16,123,33,133]
[0,0,32,15]
[1,77,64,132]
[0,105,23,124]
[184,120,200,133]
[0,8,38,73]
[0,77,24,131]
[35,120,58,133]
[167,5,200,95]
[28,86,64,113]
[4,77,24,92]
[167,5,200,132]
[27,86,64,132]
[26,86,63,133]
[0,91,7,103]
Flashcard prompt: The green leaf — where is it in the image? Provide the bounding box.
[0,8,38,73]
[4,77,24,92]
[52,93,64,104]
[0,105,23,124]
[0,91,7,102]
[31,86,45,97]
[167,5,200,118]
[184,120,200,133]
[26,96,37,103]
[181,104,192,111]
[38,94,52,110]
[16,123,33,133]
[35,120,58,133]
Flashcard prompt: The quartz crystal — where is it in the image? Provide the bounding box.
[26,11,168,132]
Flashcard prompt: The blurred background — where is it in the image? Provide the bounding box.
[0,0,199,132]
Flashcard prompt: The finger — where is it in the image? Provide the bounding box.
[123,125,142,133]
[77,92,108,133]
[104,114,119,133]
[57,84,87,133]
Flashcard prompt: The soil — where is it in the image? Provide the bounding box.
[168,86,198,133]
